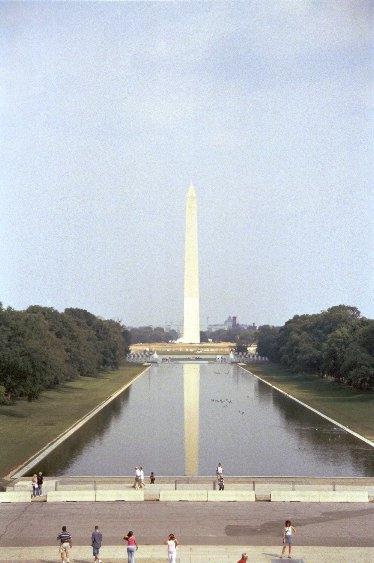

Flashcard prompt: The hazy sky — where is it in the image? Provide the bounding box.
[1,1,372,329]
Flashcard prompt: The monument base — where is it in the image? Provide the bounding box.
[131,341,234,355]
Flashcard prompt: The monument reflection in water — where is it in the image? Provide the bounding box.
[184,363,200,475]
[30,363,374,477]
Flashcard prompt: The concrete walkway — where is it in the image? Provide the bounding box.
[0,545,373,562]
[1,502,373,548]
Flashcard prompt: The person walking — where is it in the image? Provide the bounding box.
[150,471,155,484]
[91,525,103,563]
[123,530,138,563]
[31,474,39,497]
[218,475,225,490]
[139,466,145,488]
[166,533,178,563]
[133,467,141,489]
[237,554,248,563]
[57,526,72,563]
[216,462,223,480]
[280,519,296,559]
[37,472,44,496]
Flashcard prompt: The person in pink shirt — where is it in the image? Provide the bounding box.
[123,530,138,563]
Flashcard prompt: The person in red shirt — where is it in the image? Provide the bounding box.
[123,531,138,562]
[237,553,248,563]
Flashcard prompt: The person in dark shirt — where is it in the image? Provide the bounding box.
[218,476,225,490]
[57,526,72,563]
[37,472,44,495]
[91,525,103,563]
[150,472,156,484]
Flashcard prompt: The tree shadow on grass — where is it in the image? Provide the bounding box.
[0,409,27,418]
[51,385,88,393]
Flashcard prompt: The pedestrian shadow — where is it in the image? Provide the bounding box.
[43,560,91,563]
[269,558,305,563]
[263,554,305,563]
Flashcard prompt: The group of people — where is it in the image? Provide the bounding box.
[133,463,226,490]
[31,471,44,496]
[133,466,156,488]
[56,520,296,563]
[56,526,178,563]
[54,460,296,562]
[123,531,179,563]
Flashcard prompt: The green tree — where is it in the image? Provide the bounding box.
[257,325,280,361]
[0,304,131,401]
[235,342,248,354]
[258,305,373,391]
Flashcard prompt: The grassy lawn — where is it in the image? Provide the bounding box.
[0,364,145,478]
[243,363,374,442]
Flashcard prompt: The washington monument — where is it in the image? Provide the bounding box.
[182,184,200,343]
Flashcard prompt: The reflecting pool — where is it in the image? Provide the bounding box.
[35,363,374,476]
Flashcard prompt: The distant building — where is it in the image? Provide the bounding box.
[207,316,257,332]
[208,315,238,331]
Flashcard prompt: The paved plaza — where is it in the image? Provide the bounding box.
[0,501,373,561]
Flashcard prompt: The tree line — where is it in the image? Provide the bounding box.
[0,305,130,402]
[201,326,258,347]
[129,325,179,344]
[256,305,374,390]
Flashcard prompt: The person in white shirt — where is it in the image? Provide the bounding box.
[280,519,296,559]
[139,466,145,488]
[134,467,141,489]
[166,533,178,563]
[216,462,223,480]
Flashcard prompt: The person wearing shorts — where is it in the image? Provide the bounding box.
[57,526,72,563]
[91,525,103,563]
[280,519,296,559]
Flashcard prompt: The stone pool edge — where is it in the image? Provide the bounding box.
[239,365,374,449]
[6,365,151,480]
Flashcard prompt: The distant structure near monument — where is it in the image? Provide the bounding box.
[182,184,200,343]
